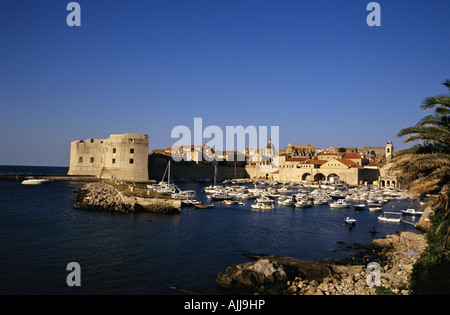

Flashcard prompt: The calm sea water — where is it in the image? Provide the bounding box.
[0,165,420,295]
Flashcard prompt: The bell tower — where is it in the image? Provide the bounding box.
[386,140,394,160]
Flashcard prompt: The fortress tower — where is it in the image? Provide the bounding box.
[68,133,149,181]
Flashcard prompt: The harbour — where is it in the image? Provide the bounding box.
[0,165,421,295]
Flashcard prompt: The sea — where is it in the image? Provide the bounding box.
[0,165,420,295]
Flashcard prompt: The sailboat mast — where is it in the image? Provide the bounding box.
[168,161,171,186]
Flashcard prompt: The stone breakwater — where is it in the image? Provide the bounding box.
[74,182,181,214]
[217,231,426,295]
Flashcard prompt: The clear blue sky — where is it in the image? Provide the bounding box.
[1,0,449,166]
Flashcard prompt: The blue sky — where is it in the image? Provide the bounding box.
[0,0,449,166]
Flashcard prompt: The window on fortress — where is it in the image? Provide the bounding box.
[112,159,116,164]
[113,148,116,154]
[130,148,134,154]
[90,157,94,163]
[79,157,83,163]
[90,139,94,143]
[130,159,134,164]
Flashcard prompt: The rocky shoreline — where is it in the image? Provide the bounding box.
[216,231,427,295]
[74,182,181,214]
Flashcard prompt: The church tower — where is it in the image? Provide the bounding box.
[386,140,394,160]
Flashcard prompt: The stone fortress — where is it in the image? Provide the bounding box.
[68,133,399,188]
[68,133,149,181]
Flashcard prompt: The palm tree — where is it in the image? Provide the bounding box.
[393,79,450,248]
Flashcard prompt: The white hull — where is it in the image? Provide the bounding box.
[22,179,50,185]
[251,203,274,210]
[378,216,401,223]
[330,203,350,209]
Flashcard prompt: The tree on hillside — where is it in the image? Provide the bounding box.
[393,79,450,246]
[392,79,450,294]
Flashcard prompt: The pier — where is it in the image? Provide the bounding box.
[0,174,100,182]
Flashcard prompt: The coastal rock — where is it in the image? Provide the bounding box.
[216,255,333,293]
[216,258,287,289]
[217,232,427,295]
[74,182,181,214]
[415,206,433,231]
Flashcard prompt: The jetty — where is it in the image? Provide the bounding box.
[74,182,181,214]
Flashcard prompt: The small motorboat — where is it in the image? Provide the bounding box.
[195,204,215,209]
[353,204,366,211]
[251,202,274,210]
[295,200,313,208]
[181,199,201,207]
[22,177,50,185]
[345,217,356,225]
[378,212,402,223]
[279,197,296,206]
[224,200,238,206]
[256,196,275,203]
[329,200,350,209]
[313,198,328,205]
[369,207,383,212]
[401,209,424,216]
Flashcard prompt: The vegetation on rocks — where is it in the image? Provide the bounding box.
[393,79,450,294]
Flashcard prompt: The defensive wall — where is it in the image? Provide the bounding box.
[68,133,149,182]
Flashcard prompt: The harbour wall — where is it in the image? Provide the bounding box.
[148,154,249,182]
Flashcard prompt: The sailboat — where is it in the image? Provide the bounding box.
[147,161,177,194]
[204,165,224,194]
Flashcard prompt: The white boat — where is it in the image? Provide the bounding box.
[256,196,275,203]
[345,217,356,225]
[22,177,50,185]
[173,190,196,200]
[329,200,350,209]
[181,199,202,206]
[378,212,402,223]
[239,193,257,200]
[209,191,231,201]
[295,200,313,208]
[313,198,328,205]
[279,196,296,206]
[369,207,383,212]
[401,209,424,216]
[224,200,238,205]
[251,202,274,210]
[353,204,366,211]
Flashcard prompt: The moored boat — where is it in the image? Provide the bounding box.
[22,177,50,185]
[329,199,350,209]
[295,200,313,208]
[251,202,274,210]
[400,209,424,216]
[378,212,402,223]
[195,204,215,209]
[345,217,356,225]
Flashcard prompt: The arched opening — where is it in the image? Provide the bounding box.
[314,173,326,181]
[302,173,312,181]
[327,173,339,182]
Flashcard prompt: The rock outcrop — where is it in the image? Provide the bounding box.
[74,182,181,214]
[216,231,427,295]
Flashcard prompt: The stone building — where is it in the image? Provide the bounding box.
[245,141,393,186]
[68,133,149,181]
[286,144,315,157]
